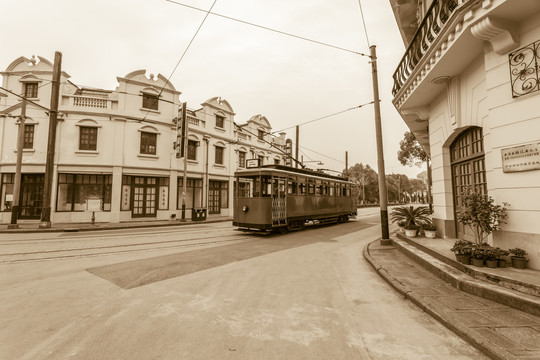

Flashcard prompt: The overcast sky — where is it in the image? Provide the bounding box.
[0,0,424,178]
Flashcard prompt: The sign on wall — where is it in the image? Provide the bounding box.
[246,159,260,168]
[501,142,540,173]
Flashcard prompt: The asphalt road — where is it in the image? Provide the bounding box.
[0,209,488,359]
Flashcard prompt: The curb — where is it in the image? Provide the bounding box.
[363,239,518,360]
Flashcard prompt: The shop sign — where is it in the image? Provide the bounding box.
[501,142,540,173]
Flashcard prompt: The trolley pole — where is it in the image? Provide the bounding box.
[40,51,62,229]
[370,45,390,243]
[8,98,27,229]
[295,125,299,168]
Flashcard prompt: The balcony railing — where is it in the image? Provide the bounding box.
[188,116,200,126]
[392,0,471,96]
[509,40,540,97]
[73,96,108,108]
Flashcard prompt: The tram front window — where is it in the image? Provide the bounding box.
[238,177,254,198]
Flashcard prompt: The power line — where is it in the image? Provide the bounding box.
[141,0,219,123]
[273,102,374,134]
[166,0,370,57]
[0,86,50,111]
[357,0,371,48]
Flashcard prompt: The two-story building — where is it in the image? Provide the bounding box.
[0,55,290,224]
[389,0,540,269]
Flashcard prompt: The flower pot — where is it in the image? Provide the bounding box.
[460,255,471,265]
[404,229,417,237]
[511,257,528,269]
[498,259,507,268]
[424,230,436,239]
[471,258,484,267]
[485,259,498,268]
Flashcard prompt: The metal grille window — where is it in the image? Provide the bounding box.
[140,132,157,155]
[509,39,540,98]
[23,124,34,149]
[451,127,487,208]
[79,126,97,151]
[24,83,38,98]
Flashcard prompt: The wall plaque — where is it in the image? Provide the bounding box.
[501,142,540,173]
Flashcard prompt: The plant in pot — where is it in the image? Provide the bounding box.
[422,222,437,239]
[390,206,431,237]
[450,239,473,264]
[470,244,486,267]
[495,248,509,268]
[397,220,406,233]
[404,224,419,237]
[509,248,528,269]
[456,190,509,246]
[484,247,499,268]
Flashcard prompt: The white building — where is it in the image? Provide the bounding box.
[389,0,540,269]
[0,55,290,224]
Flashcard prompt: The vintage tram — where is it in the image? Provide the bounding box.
[233,164,357,232]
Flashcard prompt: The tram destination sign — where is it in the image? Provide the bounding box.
[246,159,260,168]
[501,142,540,173]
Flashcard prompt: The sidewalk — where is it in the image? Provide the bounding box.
[364,232,540,360]
[0,216,233,234]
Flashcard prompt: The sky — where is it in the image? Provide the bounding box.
[0,0,425,178]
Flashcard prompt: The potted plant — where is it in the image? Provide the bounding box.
[422,222,437,238]
[456,190,509,246]
[470,244,485,267]
[397,220,406,233]
[404,223,419,237]
[484,247,499,268]
[450,239,472,264]
[509,248,528,269]
[390,205,431,230]
[496,248,510,268]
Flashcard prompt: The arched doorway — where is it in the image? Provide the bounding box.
[450,127,487,240]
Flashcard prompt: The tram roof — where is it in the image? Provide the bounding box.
[234,165,350,182]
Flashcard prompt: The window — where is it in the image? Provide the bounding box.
[215,146,224,165]
[23,124,34,149]
[140,132,157,155]
[79,126,97,151]
[258,155,264,166]
[24,83,38,98]
[258,130,265,140]
[187,140,197,161]
[56,174,112,212]
[178,178,203,209]
[1,174,14,211]
[274,158,280,165]
[215,115,225,128]
[238,151,246,168]
[142,93,159,110]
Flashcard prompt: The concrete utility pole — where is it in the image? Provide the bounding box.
[181,102,188,221]
[370,45,390,243]
[40,51,62,228]
[8,98,27,229]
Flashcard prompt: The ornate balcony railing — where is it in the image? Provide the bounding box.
[509,40,540,97]
[392,0,471,96]
[73,96,108,108]
[188,116,200,126]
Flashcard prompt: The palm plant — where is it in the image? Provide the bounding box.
[390,206,431,229]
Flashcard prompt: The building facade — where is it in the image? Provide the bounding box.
[389,0,540,269]
[0,55,289,224]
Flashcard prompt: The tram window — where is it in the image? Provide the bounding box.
[315,180,322,196]
[261,176,271,197]
[342,185,347,197]
[237,178,253,198]
[329,182,335,196]
[288,177,297,195]
[307,179,315,195]
[298,177,306,195]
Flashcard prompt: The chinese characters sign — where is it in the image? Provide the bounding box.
[501,142,540,173]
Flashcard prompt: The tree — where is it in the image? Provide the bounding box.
[397,131,428,167]
[344,163,379,205]
[385,174,411,203]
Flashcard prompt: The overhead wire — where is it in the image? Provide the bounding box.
[165,0,369,57]
[357,0,371,48]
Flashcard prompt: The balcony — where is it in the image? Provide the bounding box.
[61,95,117,111]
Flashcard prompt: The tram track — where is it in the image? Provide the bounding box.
[0,230,258,264]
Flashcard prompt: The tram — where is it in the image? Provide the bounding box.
[233,164,357,232]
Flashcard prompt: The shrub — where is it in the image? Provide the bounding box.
[390,206,431,228]
[509,248,527,258]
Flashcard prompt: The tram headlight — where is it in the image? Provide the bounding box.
[242,205,249,212]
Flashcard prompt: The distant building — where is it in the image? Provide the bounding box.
[0,55,289,223]
[389,0,540,269]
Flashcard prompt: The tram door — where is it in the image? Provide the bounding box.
[271,176,287,227]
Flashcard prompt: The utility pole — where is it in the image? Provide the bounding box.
[8,98,27,229]
[40,51,62,228]
[295,125,299,168]
[181,102,188,221]
[370,45,390,243]
[426,157,433,213]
